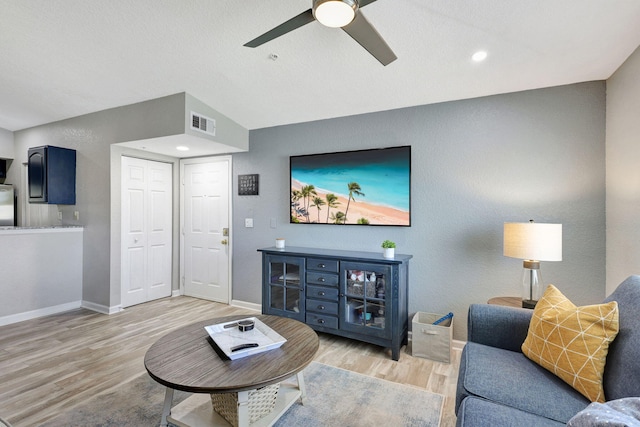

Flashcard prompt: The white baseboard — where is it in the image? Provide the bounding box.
[81,300,122,314]
[230,299,261,312]
[452,339,466,351]
[0,301,82,327]
[172,289,181,297]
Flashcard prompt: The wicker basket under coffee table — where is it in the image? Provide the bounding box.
[210,383,280,426]
[144,315,319,427]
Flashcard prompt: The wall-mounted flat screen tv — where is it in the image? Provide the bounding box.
[290,146,411,226]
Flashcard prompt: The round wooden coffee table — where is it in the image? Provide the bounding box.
[144,315,319,426]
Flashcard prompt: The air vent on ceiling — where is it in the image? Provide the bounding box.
[190,111,216,137]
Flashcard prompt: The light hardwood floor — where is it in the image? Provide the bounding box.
[0,296,460,426]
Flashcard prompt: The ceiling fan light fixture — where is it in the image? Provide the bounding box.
[313,0,357,28]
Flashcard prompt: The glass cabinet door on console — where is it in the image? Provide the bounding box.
[263,255,305,321]
[341,262,392,339]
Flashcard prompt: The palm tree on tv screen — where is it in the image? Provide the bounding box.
[300,185,317,222]
[344,182,365,224]
[291,189,302,220]
[325,193,339,224]
[330,211,346,224]
[311,196,326,223]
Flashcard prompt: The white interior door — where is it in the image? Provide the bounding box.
[182,158,230,303]
[121,156,172,307]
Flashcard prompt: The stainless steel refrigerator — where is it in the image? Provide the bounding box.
[0,184,15,226]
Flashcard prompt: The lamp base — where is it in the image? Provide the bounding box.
[522,299,537,309]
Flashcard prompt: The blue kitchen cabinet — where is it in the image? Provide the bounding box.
[28,145,76,204]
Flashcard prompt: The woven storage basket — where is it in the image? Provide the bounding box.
[210,383,279,426]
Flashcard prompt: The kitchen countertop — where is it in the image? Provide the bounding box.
[0,225,84,235]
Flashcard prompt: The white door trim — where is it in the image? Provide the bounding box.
[179,155,233,303]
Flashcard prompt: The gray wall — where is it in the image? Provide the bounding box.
[0,127,13,159]
[606,45,640,294]
[9,94,187,309]
[6,81,609,341]
[232,82,606,340]
[185,93,249,151]
[9,92,248,311]
[0,229,83,320]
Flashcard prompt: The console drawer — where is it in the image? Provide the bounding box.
[307,285,339,300]
[306,272,339,286]
[306,298,338,316]
[306,313,338,329]
[306,258,338,273]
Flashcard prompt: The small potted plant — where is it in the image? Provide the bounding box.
[381,240,396,259]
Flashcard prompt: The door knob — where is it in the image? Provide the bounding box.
[221,239,228,245]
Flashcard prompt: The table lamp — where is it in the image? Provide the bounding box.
[503,220,562,308]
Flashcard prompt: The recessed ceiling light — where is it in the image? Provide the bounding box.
[472,51,488,62]
[176,146,189,151]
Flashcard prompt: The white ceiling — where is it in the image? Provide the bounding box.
[2,0,640,137]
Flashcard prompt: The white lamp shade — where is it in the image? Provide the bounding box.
[314,0,357,28]
[503,222,562,261]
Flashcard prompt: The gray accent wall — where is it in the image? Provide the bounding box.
[9,96,184,309]
[6,81,610,341]
[232,82,606,340]
[606,45,640,294]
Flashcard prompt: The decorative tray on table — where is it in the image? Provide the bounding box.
[204,317,287,360]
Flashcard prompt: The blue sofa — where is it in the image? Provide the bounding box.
[455,275,640,426]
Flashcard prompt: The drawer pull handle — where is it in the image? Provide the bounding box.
[318,277,326,282]
[318,305,325,310]
[318,263,326,268]
[318,319,325,324]
[318,291,325,296]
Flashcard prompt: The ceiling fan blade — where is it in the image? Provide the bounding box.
[359,0,379,7]
[342,11,397,66]
[244,9,315,48]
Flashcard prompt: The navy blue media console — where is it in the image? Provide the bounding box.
[259,246,412,360]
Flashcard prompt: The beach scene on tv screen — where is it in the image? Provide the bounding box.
[290,146,410,226]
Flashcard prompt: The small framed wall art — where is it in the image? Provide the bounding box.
[238,174,259,196]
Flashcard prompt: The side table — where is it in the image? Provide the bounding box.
[487,296,526,308]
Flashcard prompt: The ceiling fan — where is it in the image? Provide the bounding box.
[244,0,397,66]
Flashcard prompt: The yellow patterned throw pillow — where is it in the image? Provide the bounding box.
[521,285,619,403]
